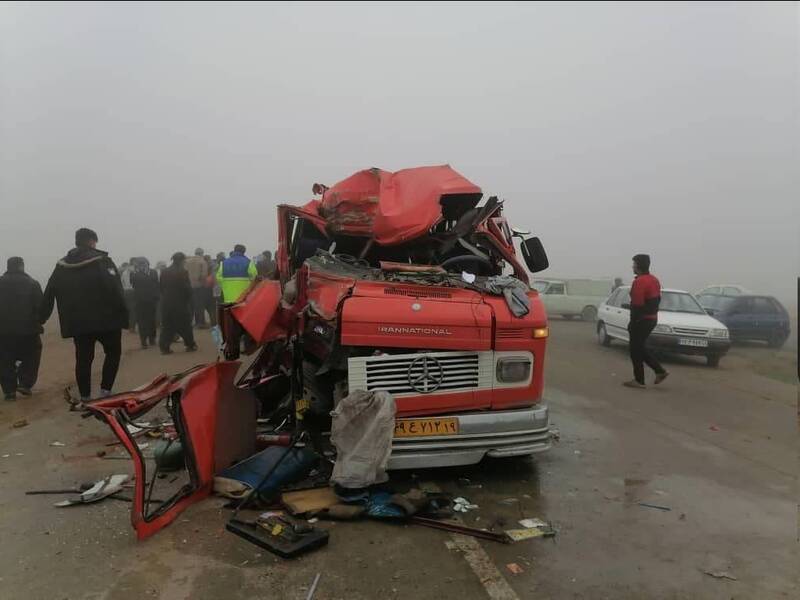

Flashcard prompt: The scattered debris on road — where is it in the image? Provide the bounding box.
[701,569,738,581]
[12,419,28,428]
[506,563,524,575]
[305,572,322,600]
[638,502,671,512]
[52,474,130,507]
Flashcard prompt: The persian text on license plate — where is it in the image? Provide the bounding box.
[679,337,708,347]
[394,417,459,438]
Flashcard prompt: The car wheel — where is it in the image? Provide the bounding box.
[582,306,598,322]
[767,332,787,349]
[597,322,611,347]
[706,354,720,367]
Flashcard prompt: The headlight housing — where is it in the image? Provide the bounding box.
[710,328,729,339]
[653,324,673,334]
[496,358,532,383]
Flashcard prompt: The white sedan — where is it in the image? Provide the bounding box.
[596,286,731,367]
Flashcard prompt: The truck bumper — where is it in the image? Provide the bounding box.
[388,404,550,470]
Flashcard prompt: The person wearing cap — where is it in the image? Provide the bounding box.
[158,252,197,354]
[185,247,210,328]
[0,257,44,401]
[216,244,257,303]
[624,253,668,388]
[40,228,128,402]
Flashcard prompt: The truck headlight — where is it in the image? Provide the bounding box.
[653,324,673,334]
[496,358,532,383]
[710,328,729,339]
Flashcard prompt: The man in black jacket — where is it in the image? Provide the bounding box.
[159,252,198,354]
[131,258,159,349]
[0,257,44,401]
[41,228,128,402]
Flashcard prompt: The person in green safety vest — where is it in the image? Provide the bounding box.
[216,244,257,303]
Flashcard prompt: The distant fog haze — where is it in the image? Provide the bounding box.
[1,2,796,308]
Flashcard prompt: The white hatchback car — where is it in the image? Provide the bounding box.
[596,286,731,367]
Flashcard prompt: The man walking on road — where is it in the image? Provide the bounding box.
[131,258,159,349]
[119,259,137,332]
[40,228,128,403]
[0,257,44,401]
[185,248,210,328]
[624,254,668,388]
[159,252,197,355]
[216,244,257,303]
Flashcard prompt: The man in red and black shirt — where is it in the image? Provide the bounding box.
[625,254,668,388]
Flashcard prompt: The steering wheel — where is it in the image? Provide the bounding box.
[440,255,494,276]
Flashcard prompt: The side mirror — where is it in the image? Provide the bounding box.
[621,303,631,309]
[704,308,715,316]
[520,237,549,273]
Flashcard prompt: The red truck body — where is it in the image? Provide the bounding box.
[89,165,551,539]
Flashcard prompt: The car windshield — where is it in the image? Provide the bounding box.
[660,291,705,314]
[531,281,549,293]
[699,295,735,311]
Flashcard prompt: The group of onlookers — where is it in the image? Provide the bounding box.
[0,227,274,404]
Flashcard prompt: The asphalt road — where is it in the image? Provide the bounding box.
[0,320,796,599]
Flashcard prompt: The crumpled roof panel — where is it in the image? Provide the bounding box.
[317,165,481,245]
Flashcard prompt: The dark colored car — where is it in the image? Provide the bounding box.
[697,294,791,348]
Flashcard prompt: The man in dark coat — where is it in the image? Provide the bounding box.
[159,252,198,354]
[131,258,159,349]
[0,257,44,401]
[40,228,128,402]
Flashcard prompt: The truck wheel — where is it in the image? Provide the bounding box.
[597,322,611,347]
[706,355,720,368]
[582,306,597,322]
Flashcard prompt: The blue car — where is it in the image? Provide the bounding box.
[697,294,791,348]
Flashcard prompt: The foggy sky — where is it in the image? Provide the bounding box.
[1,1,797,306]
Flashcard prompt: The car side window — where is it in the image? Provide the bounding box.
[723,287,740,296]
[752,297,775,315]
[705,287,720,295]
[547,283,565,295]
[730,298,751,315]
[769,298,785,315]
[606,289,620,307]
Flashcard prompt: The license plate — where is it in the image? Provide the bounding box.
[679,337,708,347]
[394,417,459,438]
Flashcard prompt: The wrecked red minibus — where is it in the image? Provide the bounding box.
[89,165,551,538]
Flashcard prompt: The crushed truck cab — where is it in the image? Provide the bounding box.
[223,165,552,469]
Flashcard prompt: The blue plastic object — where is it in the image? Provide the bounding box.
[219,446,318,498]
[366,490,406,519]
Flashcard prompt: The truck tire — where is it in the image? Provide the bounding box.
[597,322,611,347]
[706,354,720,368]
[581,306,597,322]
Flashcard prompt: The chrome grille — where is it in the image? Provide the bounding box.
[672,326,708,336]
[348,351,491,396]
